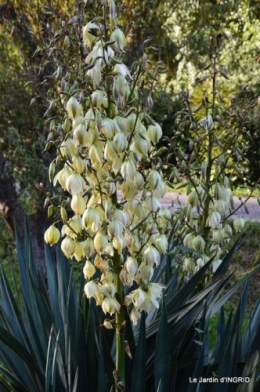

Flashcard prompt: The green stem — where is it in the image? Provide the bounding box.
[202,52,217,238]
[113,251,126,390]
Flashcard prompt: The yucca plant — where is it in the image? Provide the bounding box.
[0,222,260,391]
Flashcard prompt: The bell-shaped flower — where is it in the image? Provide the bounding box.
[183,232,195,249]
[145,195,161,212]
[183,257,195,273]
[71,192,87,215]
[139,295,159,313]
[143,245,161,266]
[87,67,102,86]
[186,191,198,207]
[130,308,141,325]
[125,256,138,276]
[104,141,118,161]
[147,170,161,190]
[111,28,126,52]
[44,225,60,246]
[81,238,95,258]
[83,22,99,47]
[208,211,221,229]
[89,142,104,164]
[113,132,127,153]
[83,260,96,279]
[192,235,205,252]
[60,138,78,158]
[91,90,108,108]
[147,123,162,144]
[139,263,154,283]
[112,236,126,254]
[53,166,73,190]
[66,97,82,119]
[102,297,121,315]
[132,288,147,309]
[66,172,85,195]
[82,207,101,233]
[212,229,224,244]
[61,236,76,259]
[148,283,164,299]
[233,216,245,232]
[94,232,108,254]
[119,268,134,287]
[72,115,84,129]
[62,217,82,239]
[153,181,166,199]
[84,280,99,298]
[99,281,116,298]
[107,219,124,238]
[73,241,83,262]
[73,123,88,145]
[121,158,136,181]
[71,155,85,174]
[155,235,168,254]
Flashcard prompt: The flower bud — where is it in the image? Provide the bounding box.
[66,97,82,119]
[83,260,96,279]
[94,232,108,254]
[60,207,68,223]
[44,225,60,246]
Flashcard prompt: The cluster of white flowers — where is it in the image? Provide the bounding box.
[182,167,245,273]
[45,15,171,324]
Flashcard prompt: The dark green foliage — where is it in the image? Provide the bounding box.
[0,225,260,391]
